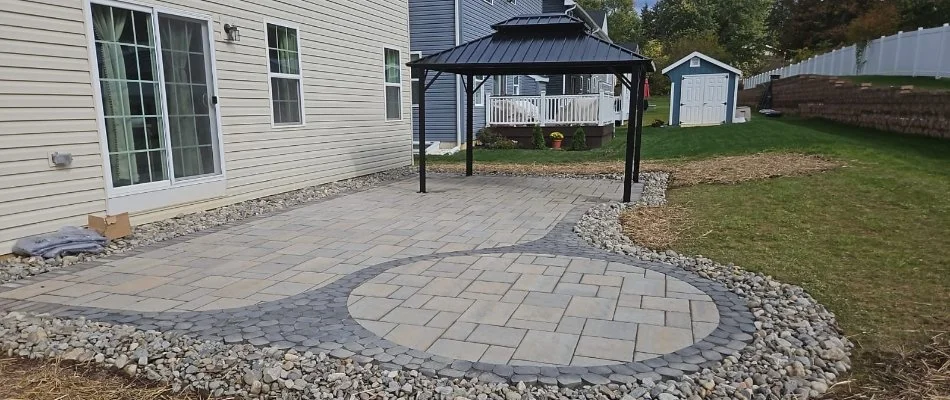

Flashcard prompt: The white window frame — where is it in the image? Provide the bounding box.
[492,76,503,96]
[383,47,403,121]
[508,75,520,95]
[690,57,701,67]
[265,20,305,128]
[474,76,485,106]
[410,51,422,108]
[84,0,227,213]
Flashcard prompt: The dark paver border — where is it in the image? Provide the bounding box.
[0,178,754,386]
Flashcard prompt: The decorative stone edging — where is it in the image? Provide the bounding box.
[0,171,851,400]
[0,167,417,285]
[0,180,755,394]
[573,177,853,399]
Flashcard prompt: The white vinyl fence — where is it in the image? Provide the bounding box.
[745,23,950,88]
[487,92,617,127]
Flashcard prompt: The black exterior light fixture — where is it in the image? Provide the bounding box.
[224,24,240,42]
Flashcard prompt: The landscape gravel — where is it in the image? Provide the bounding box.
[0,170,853,399]
[0,168,415,285]
[573,173,854,399]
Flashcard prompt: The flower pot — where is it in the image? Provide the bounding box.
[552,139,562,150]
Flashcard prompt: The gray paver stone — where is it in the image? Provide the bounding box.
[493,365,514,377]
[439,368,466,378]
[609,374,637,385]
[655,367,684,378]
[643,358,668,368]
[329,348,355,359]
[557,375,582,387]
[581,374,611,385]
[511,375,538,384]
[538,377,559,386]
[513,366,541,375]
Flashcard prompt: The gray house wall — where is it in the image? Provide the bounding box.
[460,0,543,133]
[409,0,457,143]
[666,60,738,125]
[409,0,544,144]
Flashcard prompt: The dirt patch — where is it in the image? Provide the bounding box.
[429,153,840,187]
[427,161,660,176]
[619,204,691,250]
[0,357,203,400]
[664,153,840,188]
[828,334,950,400]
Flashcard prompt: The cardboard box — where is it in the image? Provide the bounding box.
[88,213,131,240]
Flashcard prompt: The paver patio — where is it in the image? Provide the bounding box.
[0,175,754,384]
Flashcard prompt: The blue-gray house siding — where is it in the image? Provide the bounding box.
[409,0,543,144]
[409,0,457,143]
[460,0,543,134]
[665,58,739,125]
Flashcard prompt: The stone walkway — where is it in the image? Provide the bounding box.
[0,175,754,385]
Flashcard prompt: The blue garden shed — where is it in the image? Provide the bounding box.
[662,52,742,126]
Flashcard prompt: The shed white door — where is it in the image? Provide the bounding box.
[680,74,728,126]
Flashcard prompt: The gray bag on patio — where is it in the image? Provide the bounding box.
[12,226,108,258]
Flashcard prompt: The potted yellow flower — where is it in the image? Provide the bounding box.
[549,131,564,150]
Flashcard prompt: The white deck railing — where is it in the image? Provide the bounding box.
[487,92,617,127]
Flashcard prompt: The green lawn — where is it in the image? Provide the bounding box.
[667,119,950,372]
[843,75,950,90]
[430,116,859,165]
[431,116,950,378]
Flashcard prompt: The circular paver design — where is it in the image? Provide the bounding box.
[349,253,720,367]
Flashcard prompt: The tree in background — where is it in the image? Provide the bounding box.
[846,2,901,44]
[642,32,730,95]
[646,0,717,40]
[576,0,643,44]
[895,0,950,32]
[770,0,866,57]
[711,0,773,72]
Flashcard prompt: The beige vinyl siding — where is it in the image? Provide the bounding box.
[0,0,412,252]
[0,0,107,251]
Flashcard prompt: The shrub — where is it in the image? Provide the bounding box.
[477,127,516,150]
[570,127,588,151]
[531,125,546,150]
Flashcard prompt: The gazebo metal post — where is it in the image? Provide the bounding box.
[465,74,475,176]
[623,66,646,202]
[632,67,647,186]
[417,67,428,193]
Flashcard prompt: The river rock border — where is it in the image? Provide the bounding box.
[0,171,852,399]
[0,167,417,285]
[573,185,853,399]
[0,188,755,392]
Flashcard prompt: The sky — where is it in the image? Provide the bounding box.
[638,0,659,10]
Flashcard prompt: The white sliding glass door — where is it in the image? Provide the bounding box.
[90,1,222,199]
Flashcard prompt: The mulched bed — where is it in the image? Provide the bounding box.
[826,334,949,400]
[0,357,206,400]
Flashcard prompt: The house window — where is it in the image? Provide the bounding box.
[384,48,402,120]
[90,2,221,189]
[690,57,701,67]
[474,76,485,106]
[266,23,303,126]
[410,52,421,107]
[508,75,520,95]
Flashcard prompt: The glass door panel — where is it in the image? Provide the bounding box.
[91,4,167,188]
[158,15,219,179]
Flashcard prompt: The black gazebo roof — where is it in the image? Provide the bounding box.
[407,14,655,75]
[408,14,652,203]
